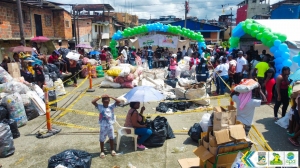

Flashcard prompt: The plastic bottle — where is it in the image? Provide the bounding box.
[173,147,187,153]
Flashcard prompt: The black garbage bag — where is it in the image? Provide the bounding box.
[188,123,202,142]
[177,101,187,111]
[165,121,175,139]
[49,90,57,109]
[49,72,58,82]
[48,149,92,168]
[0,123,15,158]
[143,127,166,147]
[165,79,178,88]
[47,63,62,79]
[180,71,191,78]
[0,106,9,121]
[25,101,39,121]
[1,119,20,139]
[156,102,169,113]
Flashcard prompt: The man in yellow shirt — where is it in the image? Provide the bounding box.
[254,58,269,96]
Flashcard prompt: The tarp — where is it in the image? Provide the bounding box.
[254,19,300,47]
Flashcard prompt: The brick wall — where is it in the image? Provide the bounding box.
[78,19,92,42]
[0,2,72,40]
[0,2,32,39]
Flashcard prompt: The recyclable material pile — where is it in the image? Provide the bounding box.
[104,57,211,111]
[193,106,253,167]
[0,66,59,158]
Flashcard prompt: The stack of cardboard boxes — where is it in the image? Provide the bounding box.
[7,63,21,78]
[193,106,252,168]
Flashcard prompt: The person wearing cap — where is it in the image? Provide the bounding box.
[146,46,154,69]
[288,82,300,146]
[235,51,247,84]
[169,54,177,79]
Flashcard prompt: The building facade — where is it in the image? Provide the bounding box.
[0,0,72,59]
[170,19,225,43]
[236,0,270,24]
[271,4,300,19]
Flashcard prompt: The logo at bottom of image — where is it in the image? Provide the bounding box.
[242,151,298,167]
[285,151,298,166]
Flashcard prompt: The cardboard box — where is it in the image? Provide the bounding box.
[209,144,218,155]
[214,129,234,145]
[178,158,200,168]
[202,138,209,149]
[7,63,21,78]
[213,106,237,131]
[206,160,233,168]
[209,133,218,147]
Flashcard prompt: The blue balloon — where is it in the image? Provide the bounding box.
[274,50,281,58]
[293,55,300,63]
[270,46,277,54]
[274,40,281,47]
[281,52,290,60]
[229,48,233,52]
[283,59,293,67]
[279,43,288,52]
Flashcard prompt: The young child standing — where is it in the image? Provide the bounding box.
[92,95,121,158]
[169,54,177,79]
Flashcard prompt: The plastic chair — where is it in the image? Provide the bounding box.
[115,116,138,151]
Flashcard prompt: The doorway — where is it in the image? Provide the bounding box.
[34,14,43,36]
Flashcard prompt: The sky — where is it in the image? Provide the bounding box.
[50,0,280,20]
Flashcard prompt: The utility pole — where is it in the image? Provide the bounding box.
[72,5,77,45]
[16,0,26,45]
[230,7,233,37]
[184,0,189,28]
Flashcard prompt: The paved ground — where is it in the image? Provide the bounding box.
[1,77,300,168]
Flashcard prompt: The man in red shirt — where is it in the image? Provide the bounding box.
[100,48,107,69]
[48,50,68,73]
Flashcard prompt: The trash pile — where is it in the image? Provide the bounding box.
[100,63,143,88]
[192,106,253,167]
[80,58,104,78]
[0,66,53,158]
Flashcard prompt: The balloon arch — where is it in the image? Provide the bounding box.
[109,22,207,58]
[229,19,294,78]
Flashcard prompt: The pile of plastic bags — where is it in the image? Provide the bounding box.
[100,63,143,88]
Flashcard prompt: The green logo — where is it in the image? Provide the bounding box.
[257,152,267,165]
[142,40,154,46]
[286,152,296,165]
[270,153,283,165]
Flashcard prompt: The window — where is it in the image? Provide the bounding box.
[65,20,70,28]
[14,10,28,23]
[95,25,97,32]
[201,32,211,38]
[44,15,52,27]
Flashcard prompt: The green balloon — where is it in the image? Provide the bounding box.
[256,33,263,40]
[278,34,287,42]
[261,37,267,44]
[245,19,252,25]
[266,40,274,47]
[251,30,258,38]
[251,24,258,31]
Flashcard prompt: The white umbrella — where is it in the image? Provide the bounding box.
[66,52,80,61]
[124,86,164,102]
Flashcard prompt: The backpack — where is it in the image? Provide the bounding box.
[188,123,202,142]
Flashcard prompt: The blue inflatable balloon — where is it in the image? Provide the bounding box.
[270,46,277,54]
[274,40,281,47]
[282,52,290,60]
[229,48,233,52]
[279,43,288,52]
[274,73,280,79]
[293,55,300,63]
[283,59,292,67]
[274,50,281,58]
